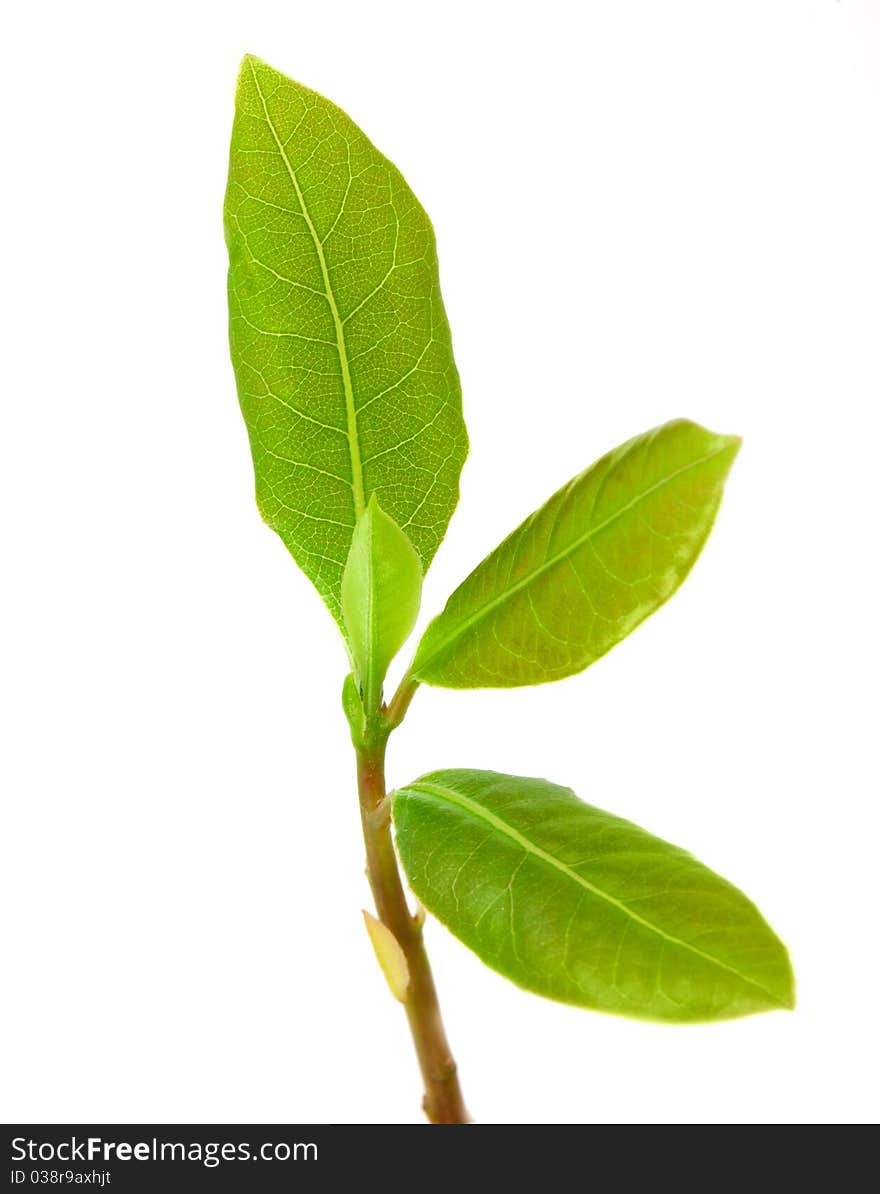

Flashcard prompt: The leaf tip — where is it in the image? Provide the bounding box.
[236,52,258,83]
[752,933,795,1015]
[777,955,797,1011]
[234,54,263,108]
[236,54,281,99]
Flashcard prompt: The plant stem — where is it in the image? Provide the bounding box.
[385,673,419,729]
[356,730,469,1124]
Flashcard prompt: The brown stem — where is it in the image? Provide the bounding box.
[357,735,469,1124]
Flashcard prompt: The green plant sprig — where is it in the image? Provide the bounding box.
[225,55,794,1124]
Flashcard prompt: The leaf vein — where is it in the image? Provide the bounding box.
[249,60,365,515]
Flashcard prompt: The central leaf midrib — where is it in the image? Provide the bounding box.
[406,780,784,1004]
[414,443,731,675]
[249,60,365,517]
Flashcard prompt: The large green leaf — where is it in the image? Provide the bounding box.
[342,497,422,710]
[225,56,467,628]
[411,420,739,687]
[393,770,794,1022]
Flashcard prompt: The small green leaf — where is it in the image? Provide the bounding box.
[393,769,794,1022]
[411,420,739,688]
[362,910,410,1003]
[342,498,422,709]
[225,56,467,630]
[341,671,365,744]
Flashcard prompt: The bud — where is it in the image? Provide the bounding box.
[362,910,410,1002]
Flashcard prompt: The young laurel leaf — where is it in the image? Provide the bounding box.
[362,910,410,1004]
[342,498,422,710]
[225,57,467,631]
[393,770,794,1023]
[411,420,739,687]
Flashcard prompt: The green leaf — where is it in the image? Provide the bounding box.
[342,497,422,709]
[341,671,365,744]
[393,770,794,1022]
[362,910,410,1003]
[225,56,467,629]
[411,420,739,688]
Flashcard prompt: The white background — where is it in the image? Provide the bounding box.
[2,0,878,1125]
